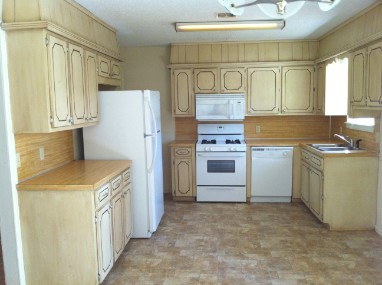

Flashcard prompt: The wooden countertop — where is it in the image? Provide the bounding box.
[17,160,132,191]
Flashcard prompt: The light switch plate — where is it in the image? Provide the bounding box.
[255,125,261,133]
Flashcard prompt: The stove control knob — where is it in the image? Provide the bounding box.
[230,147,237,151]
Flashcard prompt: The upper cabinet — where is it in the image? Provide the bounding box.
[246,64,314,116]
[170,63,315,117]
[172,69,194,117]
[2,0,122,133]
[194,68,218,93]
[281,65,314,114]
[349,41,382,116]
[315,63,325,115]
[220,68,246,93]
[247,66,280,115]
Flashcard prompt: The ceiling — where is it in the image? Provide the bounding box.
[74,0,379,47]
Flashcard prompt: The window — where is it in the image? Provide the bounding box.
[346,117,375,132]
[325,57,348,115]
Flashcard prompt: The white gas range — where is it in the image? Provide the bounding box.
[196,124,247,202]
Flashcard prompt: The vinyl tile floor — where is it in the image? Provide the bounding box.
[102,198,382,285]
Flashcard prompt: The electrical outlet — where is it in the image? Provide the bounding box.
[339,126,343,133]
[39,147,45,160]
[16,153,21,168]
[255,125,261,134]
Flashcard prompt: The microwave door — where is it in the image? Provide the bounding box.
[196,98,230,120]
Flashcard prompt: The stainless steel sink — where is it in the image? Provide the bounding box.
[317,146,357,151]
[308,144,362,152]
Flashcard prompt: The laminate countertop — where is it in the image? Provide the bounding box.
[17,160,132,191]
[246,138,377,157]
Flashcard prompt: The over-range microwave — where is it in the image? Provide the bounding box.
[195,94,245,121]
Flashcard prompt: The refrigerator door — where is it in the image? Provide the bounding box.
[143,90,164,232]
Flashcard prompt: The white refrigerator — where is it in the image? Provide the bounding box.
[83,90,164,238]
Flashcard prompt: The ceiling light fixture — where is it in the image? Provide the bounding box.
[175,20,285,32]
[219,0,341,17]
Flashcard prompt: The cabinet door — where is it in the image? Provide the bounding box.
[68,44,87,125]
[349,49,366,107]
[247,67,280,115]
[300,161,310,206]
[123,184,133,246]
[98,55,111,78]
[173,157,194,197]
[85,50,99,122]
[111,191,124,262]
[96,202,113,283]
[367,42,382,106]
[220,68,246,93]
[309,168,323,221]
[194,68,218,93]
[282,66,314,114]
[47,35,71,128]
[316,63,325,115]
[110,61,122,80]
[172,69,194,116]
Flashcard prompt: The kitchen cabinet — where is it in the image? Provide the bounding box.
[5,30,100,133]
[85,50,99,123]
[349,48,366,108]
[247,66,280,115]
[315,63,325,114]
[281,65,314,114]
[17,161,132,285]
[349,41,382,116]
[300,161,310,205]
[194,68,218,93]
[366,42,382,106]
[171,145,196,201]
[98,55,122,86]
[300,147,377,230]
[171,69,194,116]
[220,68,246,93]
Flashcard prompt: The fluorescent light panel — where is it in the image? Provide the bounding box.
[175,20,285,32]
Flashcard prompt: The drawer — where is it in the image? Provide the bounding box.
[301,149,311,162]
[310,153,324,171]
[174,147,192,157]
[95,183,111,209]
[122,168,131,186]
[111,174,123,195]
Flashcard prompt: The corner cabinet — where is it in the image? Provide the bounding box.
[17,161,132,285]
[300,147,377,230]
[171,145,196,201]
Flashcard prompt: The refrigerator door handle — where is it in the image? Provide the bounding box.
[146,99,158,174]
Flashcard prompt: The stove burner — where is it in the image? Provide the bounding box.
[226,139,241,144]
[201,139,216,144]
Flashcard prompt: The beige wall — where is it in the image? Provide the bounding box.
[121,46,175,193]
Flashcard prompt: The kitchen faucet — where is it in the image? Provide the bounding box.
[334,133,353,147]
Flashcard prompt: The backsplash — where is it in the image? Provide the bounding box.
[176,115,331,140]
[15,131,74,181]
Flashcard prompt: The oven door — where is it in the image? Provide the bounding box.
[196,152,246,186]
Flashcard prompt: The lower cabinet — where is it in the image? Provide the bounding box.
[171,145,196,201]
[18,164,132,285]
[300,148,377,230]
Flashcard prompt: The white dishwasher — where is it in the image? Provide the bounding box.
[251,147,293,202]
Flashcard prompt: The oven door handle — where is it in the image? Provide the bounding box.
[197,153,246,158]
